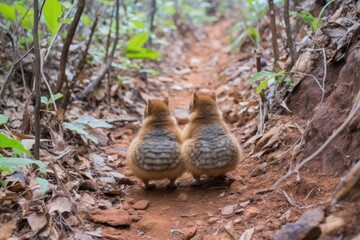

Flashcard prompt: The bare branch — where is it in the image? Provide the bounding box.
[56,0,86,93]
[267,0,279,68]
[284,0,297,67]
[33,0,42,159]
[60,16,99,113]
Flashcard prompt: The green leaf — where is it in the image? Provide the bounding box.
[73,115,112,128]
[81,14,91,27]
[247,27,260,47]
[43,0,62,35]
[36,177,50,196]
[0,3,16,20]
[0,114,9,126]
[131,20,145,28]
[126,48,162,59]
[16,4,34,30]
[63,122,99,144]
[48,93,63,104]
[250,71,275,83]
[0,133,30,156]
[126,33,150,51]
[41,96,49,105]
[256,79,269,94]
[0,157,46,173]
[231,31,247,51]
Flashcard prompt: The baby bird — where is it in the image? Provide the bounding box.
[127,97,184,189]
[181,92,242,184]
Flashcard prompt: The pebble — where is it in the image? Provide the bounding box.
[221,204,237,218]
[243,206,260,221]
[250,162,268,177]
[182,226,197,240]
[133,200,150,210]
[208,217,219,224]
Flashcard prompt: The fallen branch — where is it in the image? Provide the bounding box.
[273,90,360,188]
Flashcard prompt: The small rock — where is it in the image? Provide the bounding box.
[221,204,237,218]
[133,200,150,210]
[177,193,188,202]
[239,200,250,208]
[183,226,197,240]
[235,208,244,214]
[123,202,130,210]
[250,162,268,177]
[89,209,132,226]
[228,181,244,194]
[243,207,260,221]
[79,180,98,191]
[275,207,324,240]
[234,217,242,224]
[208,217,219,224]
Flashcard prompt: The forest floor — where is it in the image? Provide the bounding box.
[86,20,341,240]
[3,15,360,240]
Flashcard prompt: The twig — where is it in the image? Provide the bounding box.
[60,16,99,113]
[284,0,297,67]
[78,0,120,100]
[267,0,279,68]
[56,0,86,93]
[273,90,360,188]
[40,49,57,111]
[105,6,115,62]
[33,0,42,159]
[283,191,301,208]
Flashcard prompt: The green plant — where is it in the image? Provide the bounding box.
[41,93,63,110]
[63,114,112,144]
[125,32,162,60]
[0,0,64,34]
[290,0,334,31]
[0,114,8,125]
[230,0,267,51]
[250,70,291,94]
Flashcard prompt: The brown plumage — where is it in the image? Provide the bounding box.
[126,97,184,189]
[181,92,242,183]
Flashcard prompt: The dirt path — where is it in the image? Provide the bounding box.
[104,20,339,239]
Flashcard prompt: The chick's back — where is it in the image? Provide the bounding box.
[184,123,238,169]
[133,129,181,171]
